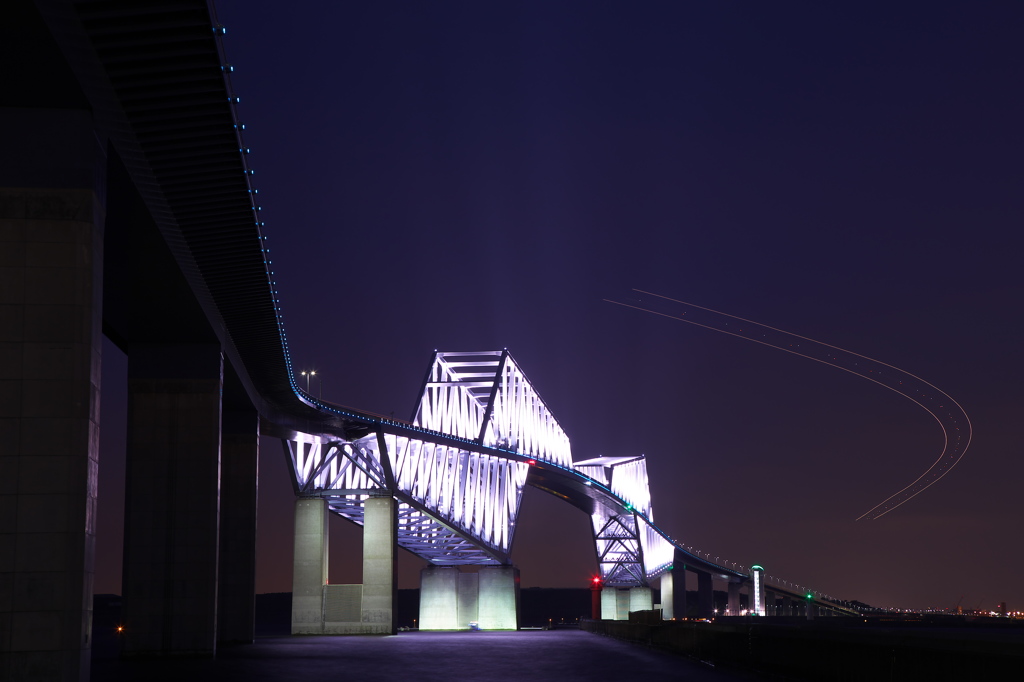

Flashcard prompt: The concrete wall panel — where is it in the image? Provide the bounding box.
[419,566,459,630]
[478,566,518,630]
[291,498,327,634]
[0,173,104,682]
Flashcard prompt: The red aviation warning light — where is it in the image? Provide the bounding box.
[590,576,603,619]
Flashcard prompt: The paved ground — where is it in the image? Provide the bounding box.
[91,630,770,681]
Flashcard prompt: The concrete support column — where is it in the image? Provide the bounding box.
[600,588,617,620]
[478,566,518,630]
[659,571,673,619]
[458,572,479,627]
[121,344,223,656]
[727,581,741,616]
[696,571,714,618]
[419,565,459,629]
[217,407,259,645]
[615,588,630,620]
[766,590,777,616]
[0,107,106,680]
[418,566,488,630]
[629,586,652,614]
[360,495,396,634]
[673,566,688,618]
[782,596,793,616]
[291,498,328,634]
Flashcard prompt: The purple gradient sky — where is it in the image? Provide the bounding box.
[94,1,1024,611]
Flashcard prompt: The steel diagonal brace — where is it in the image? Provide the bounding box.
[300,441,350,493]
[596,515,635,540]
[337,440,388,489]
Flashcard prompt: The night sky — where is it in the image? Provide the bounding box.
[94,1,1024,612]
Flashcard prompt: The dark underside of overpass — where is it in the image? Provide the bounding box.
[5,0,367,438]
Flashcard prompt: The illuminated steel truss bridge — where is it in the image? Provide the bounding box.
[282,350,852,609]
[284,350,679,585]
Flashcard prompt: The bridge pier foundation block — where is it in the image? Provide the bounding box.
[0,119,106,680]
[478,565,519,630]
[122,344,224,656]
[217,407,259,645]
[600,588,617,620]
[629,587,653,615]
[670,555,688,618]
[599,587,642,620]
[659,572,674,619]
[696,571,714,619]
[419,565,517,630]
[458,571,480,626]
[727,581,741,616]
[360,495,397,634]
[615,588,630,620]
[419,566,460,629]
[291,497,328,634]
[599,589,613,620]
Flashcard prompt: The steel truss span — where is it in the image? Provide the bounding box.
[414,351,573,467]
[281,350,852,611]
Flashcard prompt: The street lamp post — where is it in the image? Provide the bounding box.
[301,370,316,394]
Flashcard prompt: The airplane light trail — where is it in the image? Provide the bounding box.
[605,289,972,520]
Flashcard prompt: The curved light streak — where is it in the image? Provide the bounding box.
[605,289,972,520]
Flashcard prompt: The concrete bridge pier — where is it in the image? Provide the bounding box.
[420,565,518,629]
[360,495,397,633]
[659,571,674,619]
[291,498,329,634]
[696,571,714,618]
[727,580,741,615]
[478,565,519,629]
[217,403,260,645]
[669,551,689,618]
[121,344,224,656]
[599,587,618,620]
[599,587,635,620]
[291,494,398,635]
[0,107,107,681]
[419,565,462,629]
[629,586,653,614]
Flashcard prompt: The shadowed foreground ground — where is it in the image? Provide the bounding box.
[92,630,765,682]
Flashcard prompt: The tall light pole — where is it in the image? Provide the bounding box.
[301,370,316,394]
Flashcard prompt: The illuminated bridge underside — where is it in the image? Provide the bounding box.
[286,433,527,564]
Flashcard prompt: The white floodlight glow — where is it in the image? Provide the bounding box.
[413,351,572,467]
